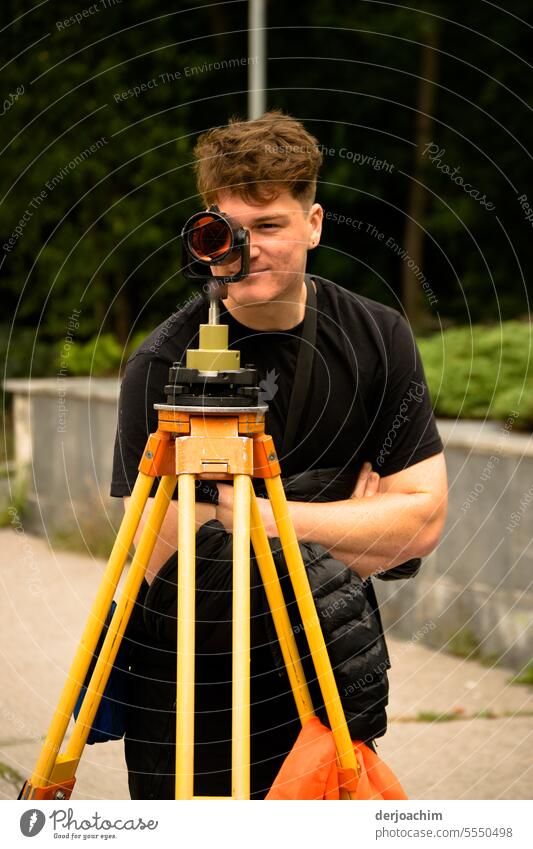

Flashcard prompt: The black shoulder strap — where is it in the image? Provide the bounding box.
[282,275,317,459]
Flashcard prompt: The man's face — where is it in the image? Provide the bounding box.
[209,188,323,308]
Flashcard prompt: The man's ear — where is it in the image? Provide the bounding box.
[308,202,323,249]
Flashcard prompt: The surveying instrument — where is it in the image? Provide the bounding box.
[19,207,360,800]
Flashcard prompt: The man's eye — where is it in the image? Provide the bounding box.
[258,223,279,230]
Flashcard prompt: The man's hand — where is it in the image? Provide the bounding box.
[216,482,275,535]
[351,461,381,499]
[215,482,235,533]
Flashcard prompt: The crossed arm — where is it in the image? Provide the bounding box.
[218,452,448,578]
[125,452,448,584]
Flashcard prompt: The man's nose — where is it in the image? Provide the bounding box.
[212,239,258,274]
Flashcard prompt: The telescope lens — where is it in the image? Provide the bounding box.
[188,215,232,262]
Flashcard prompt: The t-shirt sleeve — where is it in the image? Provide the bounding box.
[110,353,219,504]
[367,314,443,477]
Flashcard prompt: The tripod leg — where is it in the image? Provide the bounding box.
[265,475,358,797]
[22,471,156,798]
[63,474,177,762]
[249,483,315,724]
[21,473,175,799]
[232,474,251,800]
[175,474,196,800]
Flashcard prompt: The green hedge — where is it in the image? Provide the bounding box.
[418,321,532,429]
[60,334,126,376]
[1,327,149,379]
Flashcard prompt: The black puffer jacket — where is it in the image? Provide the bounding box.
[141,467,421,743]
[143,519,390,741]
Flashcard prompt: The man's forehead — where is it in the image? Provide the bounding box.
[214,191,304,221]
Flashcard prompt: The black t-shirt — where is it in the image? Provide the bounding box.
[111,274,443,500]
[112,275,443,795]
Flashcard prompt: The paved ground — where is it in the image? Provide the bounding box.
[1,528,532,800]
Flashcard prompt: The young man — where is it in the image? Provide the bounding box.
[111,110,448,799]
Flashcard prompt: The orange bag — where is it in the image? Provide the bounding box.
[266,717,408,800]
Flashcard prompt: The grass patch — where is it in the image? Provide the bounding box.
[0,759,25,789]
[445,631,514,669]
[0,482,28,528]
[508,661,533,686]
[48,484,125,560]
[50,523,120,560]
[478,652,504,669]
[0,408,14,467]
[415,711,462,723]
[446,628,481,660]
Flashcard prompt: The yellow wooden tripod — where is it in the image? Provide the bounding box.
[19,311,360,801]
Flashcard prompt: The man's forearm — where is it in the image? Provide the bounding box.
[257,491,437,578]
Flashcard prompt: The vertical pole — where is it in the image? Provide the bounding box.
[232,474,251,799]
[175,474,197,800]
[248,0,266,119]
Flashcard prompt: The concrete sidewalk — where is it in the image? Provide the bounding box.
[1,528,531,800]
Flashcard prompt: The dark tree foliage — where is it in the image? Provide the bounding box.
[1,0,531,377]
[266,1,533,326]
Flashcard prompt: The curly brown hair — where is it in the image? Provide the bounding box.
[193,110,323,208]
